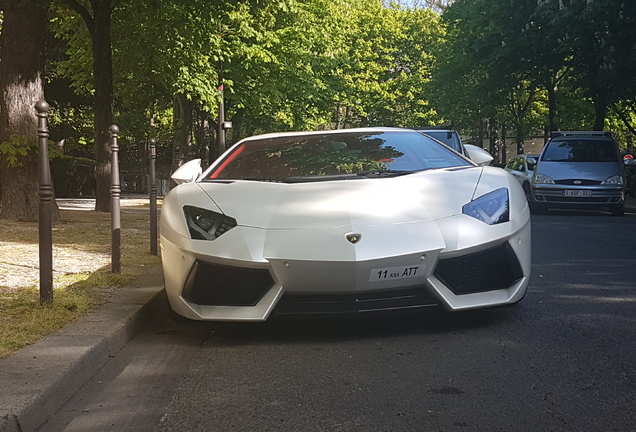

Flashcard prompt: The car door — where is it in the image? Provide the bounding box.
[504,156,526,184]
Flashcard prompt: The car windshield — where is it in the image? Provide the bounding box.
[206,130,471,182]
[542,139,620,162]
[419,131,462,153]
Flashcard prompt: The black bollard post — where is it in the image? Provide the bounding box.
[110,125,121,273]
[149,139,158,255]
[36,101,53,304]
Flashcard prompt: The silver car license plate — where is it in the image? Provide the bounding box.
[564,190,591,196]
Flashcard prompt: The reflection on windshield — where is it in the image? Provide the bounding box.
[207,131,470,181]
[542,140,619,162]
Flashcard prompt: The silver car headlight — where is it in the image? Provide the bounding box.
[183,205,237,240]
[532,173,555,185]
[463,188,509,225]
[601,174,624,186]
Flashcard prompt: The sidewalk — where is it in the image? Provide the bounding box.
[0,267,165,432]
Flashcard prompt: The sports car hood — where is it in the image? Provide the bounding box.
[194,167,485,229]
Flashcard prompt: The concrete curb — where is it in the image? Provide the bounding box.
[0,269,164,432]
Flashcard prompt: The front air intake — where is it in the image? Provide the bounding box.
[434,243,523,295]
[182,261,274,306]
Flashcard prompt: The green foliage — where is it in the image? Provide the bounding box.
[46,0,449,153]
[0,135,63,167]
[37,0,636,162]
[430,0,636,141]
[49,4,94,96]
[0,135,33,166]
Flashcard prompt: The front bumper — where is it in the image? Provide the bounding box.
[161,215,531,321]
[532,184,624,209]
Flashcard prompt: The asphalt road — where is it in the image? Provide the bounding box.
[40,210,636,432]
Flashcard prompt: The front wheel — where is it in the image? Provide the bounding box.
[524,184,545,214]
[610,203,625,216]
[522,183,532,203]
[529,198,547,214]
[164,289,192,322]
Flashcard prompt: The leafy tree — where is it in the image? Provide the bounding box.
[329,2,445,128]
[54,0,115,212]
[431,0,571,152]
[563,0,636,130]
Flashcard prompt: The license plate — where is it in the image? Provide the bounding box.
[370,265,423,282]
[564,190,591,196]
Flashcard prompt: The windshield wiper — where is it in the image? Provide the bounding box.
[243,175,358,183]
[243,177,284,182]
[357,169,413,178]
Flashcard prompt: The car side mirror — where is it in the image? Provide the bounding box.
[527,158,537,171]
[171,159,203,185]
[464,144,494,166]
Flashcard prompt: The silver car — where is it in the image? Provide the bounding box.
[530,131,625,215]
[504,154,540,202]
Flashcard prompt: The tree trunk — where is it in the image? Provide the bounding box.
[592,93,607,131]
[501,124,507,164]
[488,117,497,163]
[516,125,525,155]
[547,83,558,132]
[171,93,193,174]
[0,0,60,222]
[65,0,114,212]
[91,0,114,212]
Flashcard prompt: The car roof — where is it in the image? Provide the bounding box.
[549,131,615,140]
[413,128,456,132]
[240,127,414,142]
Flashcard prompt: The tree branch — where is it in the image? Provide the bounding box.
[611,103,636,136]
[64,0,95,38]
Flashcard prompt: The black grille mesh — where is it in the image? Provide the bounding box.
[182,261,274,306]
[434,243,523,295]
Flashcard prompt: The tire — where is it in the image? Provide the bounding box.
[530,204,547,215]
[524,184,545,214]
[528,194,547,214]
[522,183,532,203]
[610,203,625,216]
[164,289,192,322]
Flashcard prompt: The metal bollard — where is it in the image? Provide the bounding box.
[36,101,53,304]
[110,125,121,273]
[149,139,158,255]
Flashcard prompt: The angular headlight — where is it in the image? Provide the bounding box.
[532,173,555,185]
[601,174,624,186]
[183,205,237,240]
[463,188,509,225]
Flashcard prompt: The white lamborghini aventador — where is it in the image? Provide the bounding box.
[160,128,531,321]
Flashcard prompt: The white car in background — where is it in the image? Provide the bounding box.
[504,154,540,202]
[160,128,531,321]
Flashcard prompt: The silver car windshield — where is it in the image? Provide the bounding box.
[542,139,620,163]
[206,131,471,182]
